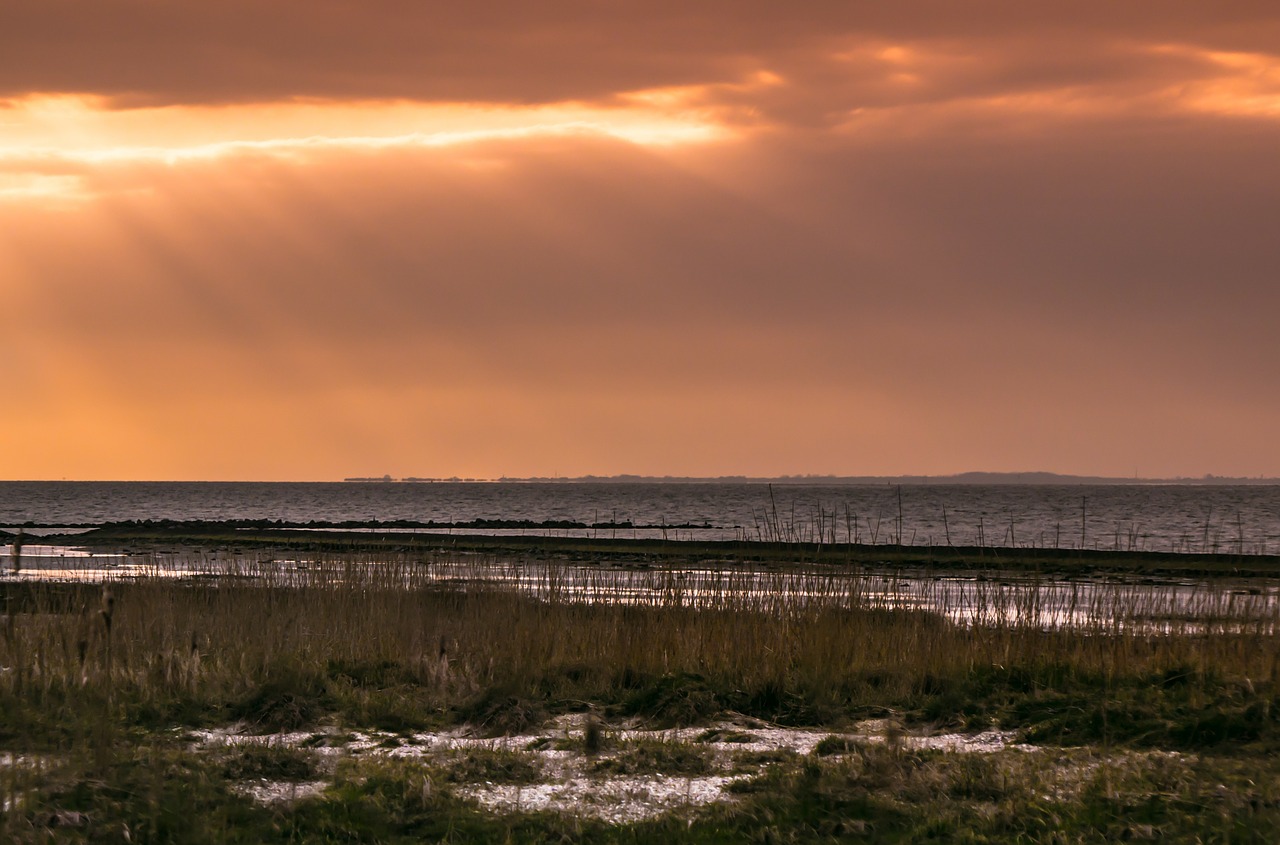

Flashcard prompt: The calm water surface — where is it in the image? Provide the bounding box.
[2,481,1279,554]
[4,550,1276,633]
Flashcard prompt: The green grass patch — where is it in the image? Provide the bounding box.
[592,738,714,777]
[220,743,320,782]
[813,735,861,756]
[231,665,333,732]
[440,748,543,785]
[695,728,755,744]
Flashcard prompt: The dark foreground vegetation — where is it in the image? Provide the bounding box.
[2,553,1279,842]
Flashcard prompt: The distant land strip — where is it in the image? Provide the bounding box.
[344,472,1280,485]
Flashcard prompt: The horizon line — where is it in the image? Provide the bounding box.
[5,471,1279,485]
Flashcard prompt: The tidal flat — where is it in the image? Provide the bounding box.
[2,537,1279,842]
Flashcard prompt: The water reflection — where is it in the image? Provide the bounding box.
[4,481,1280,554]
[4,546,1275,634]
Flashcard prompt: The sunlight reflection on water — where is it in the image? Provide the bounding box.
[3,481,1279,553]
[4,547,1275,634]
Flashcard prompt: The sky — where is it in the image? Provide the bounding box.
[3,1,1279,481]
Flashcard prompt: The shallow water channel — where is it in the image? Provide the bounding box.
[4,542,1278,633]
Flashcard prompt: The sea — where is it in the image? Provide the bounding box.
[2,481,1279,554]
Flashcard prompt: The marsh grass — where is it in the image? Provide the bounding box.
[1,555,1278,747]
[719,743,1280,842]
[5,738,1277,844]
[2,552,1280,839]
[220,743,320,782]
[591,738,714,777]
[583,714,605,754]
[695,728,754,744]
[440,747,543,785]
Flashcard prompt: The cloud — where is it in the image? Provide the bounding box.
[4,2,1279,113]
[4,110,1279,478]
[3,3,1280,478]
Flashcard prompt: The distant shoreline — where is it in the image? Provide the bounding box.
[343,472,1280,485]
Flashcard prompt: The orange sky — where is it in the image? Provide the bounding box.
[3,2,1279,480]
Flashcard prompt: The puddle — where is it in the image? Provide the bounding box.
[0,543,199,583]
[7,546,1277,634]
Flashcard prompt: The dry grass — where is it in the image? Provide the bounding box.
[2,551,1280,840]
[0,553,1275,744]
